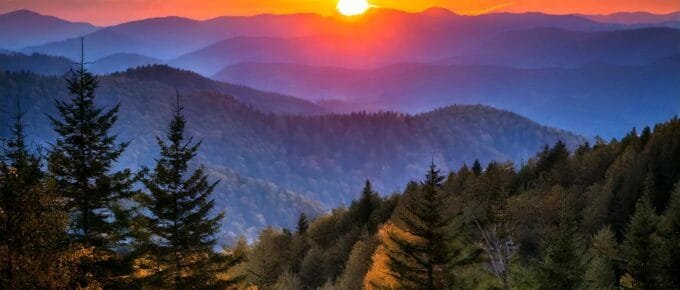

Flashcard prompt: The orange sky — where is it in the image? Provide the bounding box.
[2,0,679,26]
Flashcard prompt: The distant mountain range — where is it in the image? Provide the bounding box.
[0,66,582,239]
[214,56,680,138]
[584,11,680,24]
[0,9,97,50]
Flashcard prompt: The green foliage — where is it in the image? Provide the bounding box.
[582,226,619,290]
[386,163,477,289]
[46,63,135,286]
[622,193,661,289]
[658,182,680,288]
[0,104,69,289]
[534,195,585,290]
[136,95,226,289]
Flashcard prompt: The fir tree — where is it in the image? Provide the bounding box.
[47,46,133,249]
[657,182,680,288]
[472,160,483,176]
[297,212,309,234]
[137,94,225,289]
[352,179,380,232]
[621,193,660,289]
[582,226,619,290]
[386,162,476,289]
[535,196,584,290]
[0,101,68,289]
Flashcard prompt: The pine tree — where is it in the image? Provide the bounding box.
[621,193,660,289]
[137,95,225,289]
[47,45,133,250]
[297,212,309,234]
[472,160,483,176]
[657,182,680,288]
[582,226,619,290]
[0,102,69,288]
[535,196,584,290]
[385,162,476,289]
[352,179,380,232]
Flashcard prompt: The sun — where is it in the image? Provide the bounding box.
[337,0,371,16]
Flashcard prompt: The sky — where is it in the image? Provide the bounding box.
[1,0,680,26]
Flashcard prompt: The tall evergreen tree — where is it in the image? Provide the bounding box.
[47,44,133,250]
[297,212,309,234]
[621,193,660,289]
[0,101,69,289]
[386,162,476,289]
[472,160,483,176]
[582,226,619,290]
[137,95,226,289]
[657,182,680,288]
[535,196,585,290]
[352,179,380,232]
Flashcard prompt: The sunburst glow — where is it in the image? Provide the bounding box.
[337,0,371,16]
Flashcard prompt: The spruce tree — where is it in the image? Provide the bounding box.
[472,160,483,176]
[535,195,584,290]
[386,162,475,289]
[657,182,680,288]
[297,212,309,234]
[352,179,380,232]
[137,95,225,289]
[0,102,68,289]
[582,226,619,290]
[621,193,660,289]
[47,49,133,250]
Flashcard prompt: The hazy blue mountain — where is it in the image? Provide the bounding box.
[0,68,582,238]
[112,65,327,115]
[0,52,73,75]
[0,53,325,114]
[440,27,680,68]
[0,9,97,50]
[22,13,328,60]
[90,53,162,74]
[213,56,680,138]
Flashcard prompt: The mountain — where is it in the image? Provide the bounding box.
[0,52,73,75]
[0,68,582,238]
[585,11,680,24]
[440,27,680,68]
[0,9,97,50]
[22,13,329,61]
[213,56,680,138]
[0,53,324,114]
[112,65,326,115]
[24,9,619,72]
[90,53,162,74]
[171,10,624,75]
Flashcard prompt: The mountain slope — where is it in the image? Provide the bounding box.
[90,53,162,74]
[0,53,325,115]
[213,56,680,138]
[0,9,97,50]
[0,69,582,238]
[0,52,73,75]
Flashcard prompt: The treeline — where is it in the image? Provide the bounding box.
[225,118,680,289]
[0,64,235,289]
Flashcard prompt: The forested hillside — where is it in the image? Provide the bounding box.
[0,65,581,239]
[229,116,680,289]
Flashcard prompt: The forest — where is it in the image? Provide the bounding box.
[0,63,581,239]
[1,63,680,290]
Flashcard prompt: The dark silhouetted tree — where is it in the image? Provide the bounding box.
[137,95,226,289]
[0,102,68,289]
